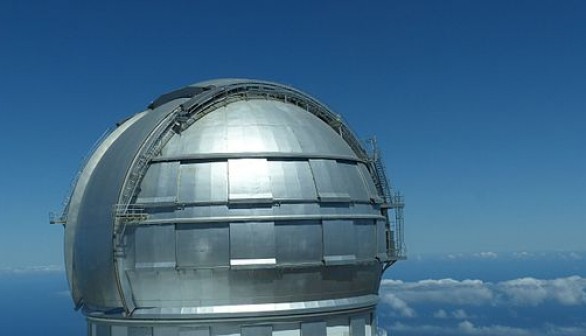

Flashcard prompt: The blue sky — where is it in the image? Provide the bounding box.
[0,0,585,268]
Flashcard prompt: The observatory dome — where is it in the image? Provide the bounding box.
[59,79,404,336]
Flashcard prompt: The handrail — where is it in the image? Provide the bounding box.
[51,126,115,225]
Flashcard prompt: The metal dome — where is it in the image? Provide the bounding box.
[56,79,405,336]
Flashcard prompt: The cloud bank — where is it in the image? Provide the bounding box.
[380,275,586,336]
[385,321,586,336]
[381,275,586,309]
[389,321,533,336]
[0,265,64,275]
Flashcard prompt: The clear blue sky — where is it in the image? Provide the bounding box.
[1,0,584,267]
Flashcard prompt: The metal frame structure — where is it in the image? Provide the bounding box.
[53,79,406,336]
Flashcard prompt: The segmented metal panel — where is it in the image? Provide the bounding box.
[376,219,389,260]
[350,316,367,336]
[323,219,356,264]
[275,221,322,264]
[128,327,152,336]
[228,159,272,203]
[301,322,326,336]
[268,161,317,200]
[242,326,272,336]
[152,327,178,336]
[134,225,176,268]
[178,162,228,203]
[229,222,276,265]
[111,325,128,336]
[179,328,210,336]
[354,220,377,260]
[309,160,351,202]
[338,161,370,202]
[357,163,381,203]
[136,162,179,203]
[175,224,230,267]
[93,324,111,336]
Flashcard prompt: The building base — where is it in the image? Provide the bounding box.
[87,307,379,336]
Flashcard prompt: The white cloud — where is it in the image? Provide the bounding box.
[381,279,404,286]
[431,308,471,320]
[381,293,416,318]
[567,252,583,260]
[381,276,586,308]
[556,252,584,261]
[433,309,448,319]
[388,321,531,336]
[441,251,501,260]
[389,322,452,335]
[457,320,531,336]
[451,308,469,319]
[376,328,388,336]
[513,251,533,259]
[473,252,498,259]
[445,253,465,260]
[498,276,586,306]
[416,251,585,261]
[382,278,493,306]
[381,262,586,336]
[0,265,64,275]
[543,323,586,336]
[498,277,549,306]
[385,322,586,336]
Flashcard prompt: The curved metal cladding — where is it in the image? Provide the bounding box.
[64,79,399,336]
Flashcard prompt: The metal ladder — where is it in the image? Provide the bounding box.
[367,138,406,261]
[112,109,180,253]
